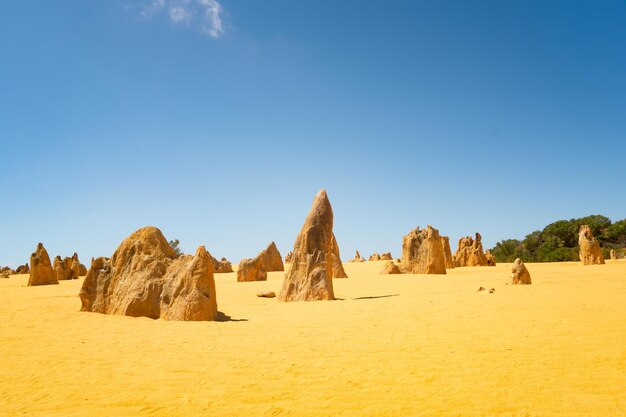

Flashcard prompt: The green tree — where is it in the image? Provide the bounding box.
[169,239,182,256]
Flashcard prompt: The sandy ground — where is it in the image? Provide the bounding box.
[1,260,625,417]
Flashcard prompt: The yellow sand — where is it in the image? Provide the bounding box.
[1,260,625,417]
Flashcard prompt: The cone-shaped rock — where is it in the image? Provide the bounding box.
[28,243,58,286]
[349,250,365,262]
[441,236,455,269]
[511,258,532,285]
[279,189,347,302]
[578,225,605,265]
[400,225,446,274]
[261,242,284,272]
[237,242,284,282]
[453,233,488,267]
[79,226,218,321]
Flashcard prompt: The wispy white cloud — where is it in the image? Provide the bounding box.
[140,0,225,38]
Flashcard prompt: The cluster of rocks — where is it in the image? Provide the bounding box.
[79,226,218,321]
[369,252,392,261]
[284,251,293,263]
[453,233,491,267]
[52,253,87,281]
[278,189,347,302]
[237,241,284,282]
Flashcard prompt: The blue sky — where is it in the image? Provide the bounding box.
[1,0,625,267]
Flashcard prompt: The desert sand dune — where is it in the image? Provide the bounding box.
[1,260,625,416]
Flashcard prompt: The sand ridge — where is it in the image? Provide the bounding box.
[1,260,625,416]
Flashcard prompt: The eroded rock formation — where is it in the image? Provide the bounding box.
[53,256,73,281]
[215,257,234,273]
[349,250,365,262]
[578,225,605,265]
[400,225,446,274]
[441,236,455,269]
[279,189,347,302]
[15,263,29,274]
[610,249,617,260]
[369,253,381,261]
[285,251,293,263]
[511,258,532,285]
[79,226,218,321]
[453,233,488,267]
[236,242,284,282]
[485,250,496,266]
[28,243,58,286]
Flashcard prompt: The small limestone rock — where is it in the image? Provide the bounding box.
[578,225,605,265]
[511,258,532,285]
[256,291,276,298]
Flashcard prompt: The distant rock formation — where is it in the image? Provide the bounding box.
[349,250,365,262]
[453,233,488,267]
[485,250,496,266]
[379,252,393,261]
[511,258,532,285]
[400,225,446,274]
[53,256,73,281]
[440,236,455,269]
[380,261,401,275]
[610,249,617,260]
[279,189,347,302]
[215,257,234,273]
[28,243,58,286]
[578,225,605,265]
[71,253,87,277]
[236,242,284,282]
[369,253,381,261]
[285,251,293,263]
[15,263,29,274]
[79,226,218,321]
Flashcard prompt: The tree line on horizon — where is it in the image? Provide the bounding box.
[489,215,626,263]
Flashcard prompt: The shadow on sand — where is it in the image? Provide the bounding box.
[352,294,399,300]
[216,312,249,322]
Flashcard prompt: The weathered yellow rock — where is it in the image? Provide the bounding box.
[400,225,446,275]
[511,258,532,285]
[441,236,455,269]
[453,233,488,267]
[28,243,58,286]
[79,226,218,321]
[485,250,496,266]
[579,225,605,265]
[279,189,347,302]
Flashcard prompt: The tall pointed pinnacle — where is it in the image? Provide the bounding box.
[279,189,347,302]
